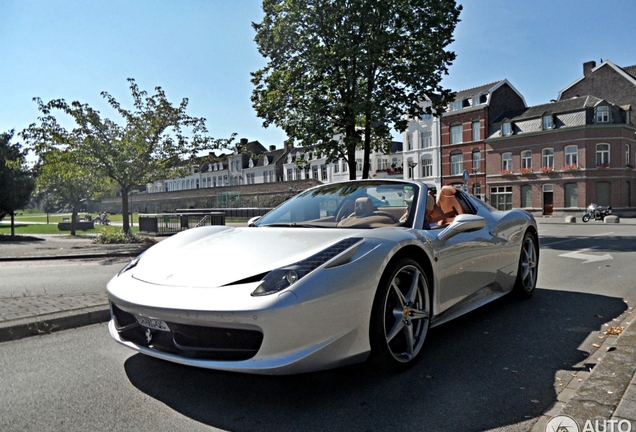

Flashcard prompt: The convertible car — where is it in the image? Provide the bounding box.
[107,180,538,375]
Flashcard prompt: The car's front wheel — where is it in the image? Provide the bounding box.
[513,232,538,298]
[369,258,431,371]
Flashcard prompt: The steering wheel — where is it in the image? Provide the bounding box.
[369,211,400,223]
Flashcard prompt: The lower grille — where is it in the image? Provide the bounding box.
[111,303,263,361]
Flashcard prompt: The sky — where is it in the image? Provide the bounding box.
[2,0,636,158]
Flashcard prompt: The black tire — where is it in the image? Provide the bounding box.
[582,214,590,223]
[368,258,431,371]
[513,232,538,298]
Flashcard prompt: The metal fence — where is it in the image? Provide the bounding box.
[138,212,226,235]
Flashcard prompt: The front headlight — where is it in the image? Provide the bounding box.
[117,253,144,277]
[251,238,363,296]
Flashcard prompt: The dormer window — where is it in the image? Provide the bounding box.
[596,106,610,123]
[542,114,553,130]
[450,101,462,111]
[264,156,269,166]
[248,159,254,168]
[502,121,512,136]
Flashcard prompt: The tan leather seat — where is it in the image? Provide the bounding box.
[354,197,375,216]
[336,199,355,221]
[437,186,464,225]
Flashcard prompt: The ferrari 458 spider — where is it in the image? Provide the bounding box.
[107,180,538,374]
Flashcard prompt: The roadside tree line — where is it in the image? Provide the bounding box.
[2,0,461,237]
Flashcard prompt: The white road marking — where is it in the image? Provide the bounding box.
[559,248,614,263]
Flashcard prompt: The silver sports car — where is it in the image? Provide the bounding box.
[107,180,538,375]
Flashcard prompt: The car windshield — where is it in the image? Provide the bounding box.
[256,181,420,229]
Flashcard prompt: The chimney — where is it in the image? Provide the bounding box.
[583,61,596,77]
[240,138,248,146]
[269,145,276,151]
[284,139,294,151]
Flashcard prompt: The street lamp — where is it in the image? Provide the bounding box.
[408,161,418,179]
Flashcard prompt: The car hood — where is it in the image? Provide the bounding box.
[131,226,361,288]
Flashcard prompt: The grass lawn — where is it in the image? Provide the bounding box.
[13,212,140,224]
[0,223,140,235]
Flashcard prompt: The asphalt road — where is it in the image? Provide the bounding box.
[0,258,129,298]
[1,222,635,432]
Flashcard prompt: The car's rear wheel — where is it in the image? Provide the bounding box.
[369,258,430,371]
[513,232,538,298]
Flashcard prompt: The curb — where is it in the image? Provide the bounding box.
[532,309,636,430]
[0,251,142,262]
[0,305,111,343]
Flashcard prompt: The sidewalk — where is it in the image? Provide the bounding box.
[0,234,153,342]
[1,226,635,429]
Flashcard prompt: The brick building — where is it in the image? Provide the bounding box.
[486,61,636,217]
[440,80,526,200]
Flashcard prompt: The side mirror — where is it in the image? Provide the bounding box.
[248,216,262,227]
[437,214,486,242]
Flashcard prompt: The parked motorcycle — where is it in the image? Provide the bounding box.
[582,203,611,222]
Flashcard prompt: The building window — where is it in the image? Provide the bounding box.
[565,183,578,208]
[407,133,413,150]
[542,148,554,168]
[356,159,362,172]
[490,186,513,211]
[502,121,511,136]
[542,114,553,130]
[472,150,481,172]
[343,163,348,172]
[421,157,433,177]
[333,162,339,173]
[321,165,328,180]
[450,152,463,175]
[472,121,480,141]
[287,168,293,180]
[421,113,432,121]
[421,131,432,148]
[450,125,462,144]
[473,182,482,197]
[521,150,532,169]
[312,166,318,180]
[502,153,512,172]
[564,145,578,167]
[596,106,610,123]
[596,143,610,167]
[450,101,462,111]
[521,185,532,208]
[626,144,631,166]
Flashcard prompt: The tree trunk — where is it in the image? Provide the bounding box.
[10,212,15,237]
[70,203,79,236]
[120,187,130,234]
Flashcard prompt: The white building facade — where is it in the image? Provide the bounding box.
[401,99,442,192]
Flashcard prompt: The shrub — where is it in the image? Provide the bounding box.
[94,227,153,244]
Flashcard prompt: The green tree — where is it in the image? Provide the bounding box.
[22,79,232,234]
[36,149,107,235]
[252,0,461,179]
[0,130,36,236]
